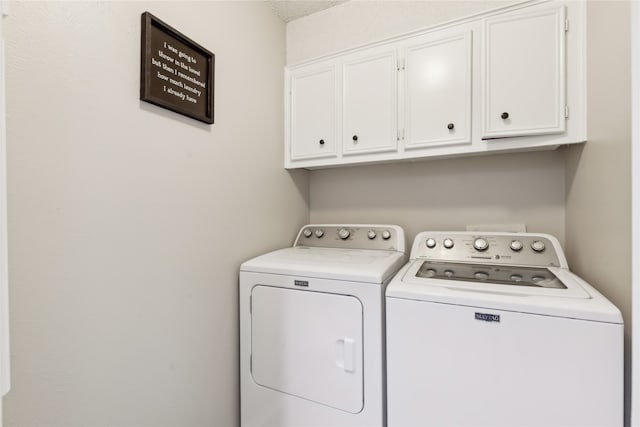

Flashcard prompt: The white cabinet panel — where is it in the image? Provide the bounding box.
[289,65,337,160]
[343,49,398,155]
[251,286,364,414]
[483,5,566,139]
[404,30,472,149]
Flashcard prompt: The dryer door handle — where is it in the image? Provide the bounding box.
[336,338,356,373]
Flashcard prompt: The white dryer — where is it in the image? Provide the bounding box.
[240,224,406,427]
[386,231,623,427]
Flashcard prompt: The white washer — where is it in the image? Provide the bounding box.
[240,224,406,427]
[386,231,623,427]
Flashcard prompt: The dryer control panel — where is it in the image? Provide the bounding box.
[411,232,566,268]
[295,224,405,252]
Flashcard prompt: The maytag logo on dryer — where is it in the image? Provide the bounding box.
[294,280,309,287]
[475,312,500,322]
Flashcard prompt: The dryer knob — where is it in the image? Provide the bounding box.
[473,238,489,251]
[314,229,324,238]
[338,228,351,240]
[510,240,523,252]
[443,238,454,249]
[531,240,546,253]
[381,230,391,240]
[425,238,437,248]
[303,229,312,238]
[367,230,377,239]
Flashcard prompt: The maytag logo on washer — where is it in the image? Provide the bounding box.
[294,280,309,287]
[475,312,500,322]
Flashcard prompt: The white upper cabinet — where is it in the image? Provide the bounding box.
[403,29,472,149]
[284,0,585,169]
[288,63,337,161]
[483,4,566,139]
[342,48,398,156]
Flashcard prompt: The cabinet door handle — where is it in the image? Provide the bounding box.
[447,123,455,130]
[319,139,325,145]
[352,135,358,143]
[501,112,509,120]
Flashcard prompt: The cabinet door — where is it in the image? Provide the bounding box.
[483,5,566,139]
[289,65,337,161]
[343,49,398,156]
[404,30,472,149]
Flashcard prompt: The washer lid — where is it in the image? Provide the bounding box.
[240,246,407,284]
[386,260,622,323]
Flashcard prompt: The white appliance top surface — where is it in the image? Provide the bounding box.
[241,246,407,284]
[386,231,622,323]
[387,260,621,323]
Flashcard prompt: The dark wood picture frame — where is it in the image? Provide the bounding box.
[140,12,215,124]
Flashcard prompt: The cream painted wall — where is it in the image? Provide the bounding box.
[3,2,308,426]
[287,1,566,243]
[565,1,631,423]
[286,0,516,64]
[309,152,566,244]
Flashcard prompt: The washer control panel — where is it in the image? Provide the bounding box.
[295,224,405,252]
[411,232,562,267]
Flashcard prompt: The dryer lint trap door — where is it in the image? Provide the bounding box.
[250,285,364,413]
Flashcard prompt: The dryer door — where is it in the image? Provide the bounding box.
[251,285,363,413]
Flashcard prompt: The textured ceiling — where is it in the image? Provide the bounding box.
[268,0,348,22]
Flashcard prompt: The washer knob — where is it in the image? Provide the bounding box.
[314,229,324,238]
[473,238,489,251]
[381,230,391,240]
[338,228,350,240]
[303,229,312,238]
[474,271,489,280]
[510,240,523,252]
[426,238,437,248]
[531,240,546,253]
[443,238,454,249]
[367,230,377,240]
[510,274,523,282]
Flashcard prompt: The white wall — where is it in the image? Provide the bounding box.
[565,1,632,423]
[3,2,308,426]
[287,1,567,243]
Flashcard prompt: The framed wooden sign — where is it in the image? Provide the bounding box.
[140,12,215,124]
